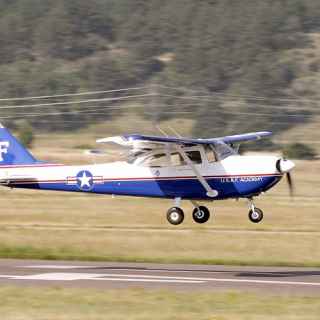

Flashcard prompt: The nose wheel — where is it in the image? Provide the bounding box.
[248,208,264,223]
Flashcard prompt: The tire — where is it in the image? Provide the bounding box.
[167,207,184,225]
[248,208,264,223]
[192,206,210,224]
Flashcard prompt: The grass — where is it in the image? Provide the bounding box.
[0,224,319,266]
[0,190,319,266]
[0,286,320,320]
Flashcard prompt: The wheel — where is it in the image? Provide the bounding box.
[167,207,184,225]
[248,208,264,223]
[192,206,210,224]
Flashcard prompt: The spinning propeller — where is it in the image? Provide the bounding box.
[286,171,294,197]
[276,159,295,197]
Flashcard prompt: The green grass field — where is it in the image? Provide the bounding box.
[1,286,320,320]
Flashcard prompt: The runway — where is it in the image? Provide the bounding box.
[0,259,320,295]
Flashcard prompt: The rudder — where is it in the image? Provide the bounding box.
[0,123,38,165]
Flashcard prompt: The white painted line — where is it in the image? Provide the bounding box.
[93,273,210,280]
[201,278,320,287]
[2,273,203,284]
[93,278,204,283]
[11,273,106,281]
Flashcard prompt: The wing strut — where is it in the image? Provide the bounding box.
[176,146,218,198]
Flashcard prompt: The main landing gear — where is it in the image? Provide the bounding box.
[247,198,264,223]
[192,204,210,224]
[167,207,185,225]
[166,198,211,225]
[166,198,265,225]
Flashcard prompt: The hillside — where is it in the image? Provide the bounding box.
[0,0,320,148]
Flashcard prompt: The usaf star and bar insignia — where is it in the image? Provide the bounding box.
[66,170,103,191]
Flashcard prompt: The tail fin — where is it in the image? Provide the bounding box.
[0,123,38,165]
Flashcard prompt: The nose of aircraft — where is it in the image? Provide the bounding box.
[276,158,295,173]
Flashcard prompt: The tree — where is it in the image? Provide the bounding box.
[17,121,34,148]
[283,143,317,160]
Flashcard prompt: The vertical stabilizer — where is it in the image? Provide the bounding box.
[0,123,37,165]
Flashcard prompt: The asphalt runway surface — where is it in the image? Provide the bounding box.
[0,259,320,295]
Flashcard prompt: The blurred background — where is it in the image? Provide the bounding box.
[0,0,319,159]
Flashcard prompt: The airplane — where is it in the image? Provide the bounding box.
[0,123,295,225]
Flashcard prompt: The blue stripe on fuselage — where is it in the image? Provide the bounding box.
[11,175,282,200]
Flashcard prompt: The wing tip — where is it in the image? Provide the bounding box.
[259,131,273,138]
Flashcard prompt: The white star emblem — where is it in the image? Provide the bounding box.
[78,171,92,188]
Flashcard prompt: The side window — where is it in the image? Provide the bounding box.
[145,153,169,167]
[186,151,202,164]
[171,151,202,166]
[206,147,217,163]
[171,153,185,166]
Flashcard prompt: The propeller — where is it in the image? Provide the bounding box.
[286,172,294,197]
[276,159,295,198]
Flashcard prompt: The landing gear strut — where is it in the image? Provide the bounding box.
[247,199,264,223]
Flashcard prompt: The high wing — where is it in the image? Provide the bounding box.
[96,131,272,148]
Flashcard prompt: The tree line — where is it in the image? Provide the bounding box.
[0,0,320,138]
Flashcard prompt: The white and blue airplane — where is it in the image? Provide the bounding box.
[0,123,295,225]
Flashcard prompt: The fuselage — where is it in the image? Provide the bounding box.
[0,155,283,200]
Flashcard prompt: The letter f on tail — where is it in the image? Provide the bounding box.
[0,123,38,165]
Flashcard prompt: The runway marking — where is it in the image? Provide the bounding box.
[93,278,204,283]
[0,272,320,287]
[11,273,106,281]
[198,277,320,287]
[0,273,203,284]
